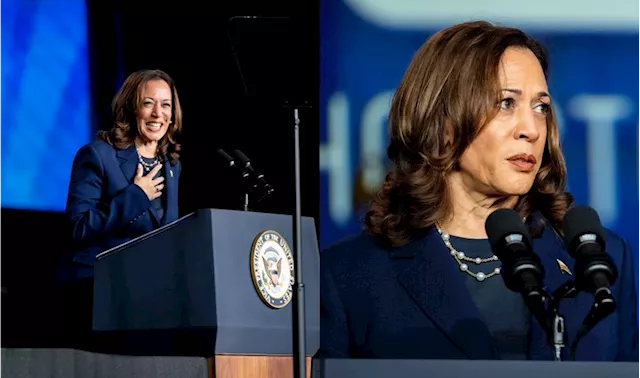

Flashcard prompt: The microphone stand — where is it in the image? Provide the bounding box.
[225,14,311,377]
[542,278,618,361]
[239,172,272,211]
[546,280,579,361]
[282,101,312,378]
[239,170,257,212]
[290,106,307,378]
[215,148,273,212]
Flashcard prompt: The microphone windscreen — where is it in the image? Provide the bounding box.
[234,150,250,164]
[563,206,606,255]
[216,149,234,162]
[485,208,531,251]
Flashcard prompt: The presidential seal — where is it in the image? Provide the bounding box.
[250,230,295,309]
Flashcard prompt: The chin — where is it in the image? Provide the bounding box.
[511,188,532,196]
[501,183,534,196]
[499,161,540,186]
[496,176,535,196]
[143,130,167,142]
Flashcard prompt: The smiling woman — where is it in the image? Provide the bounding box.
[102,69,183,165]
[62,69,184,281]
[57,69,184,350]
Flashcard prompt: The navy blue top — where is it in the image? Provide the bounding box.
[317,214,638,361]
[449,236,529,360]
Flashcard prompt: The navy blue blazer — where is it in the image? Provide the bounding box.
[60,139,181,283]
[318,216,638,361]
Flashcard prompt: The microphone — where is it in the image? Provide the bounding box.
[216,149,249,180]
[563,205,618,358]
[216,148,274,210]
[485,209,550,337]
[233,149,274,196]
[563,206,618,298]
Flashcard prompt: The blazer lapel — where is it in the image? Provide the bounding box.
[162,155,178,225]
[528,216,597,360]
[116,144,139,182]
[396,229,495,359]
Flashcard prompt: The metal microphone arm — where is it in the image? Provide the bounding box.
[547,279,579,361]
[547,275,616,361]
[569,283,616,360]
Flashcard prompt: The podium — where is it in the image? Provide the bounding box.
[312,358,639,378]
[92,209,320,378]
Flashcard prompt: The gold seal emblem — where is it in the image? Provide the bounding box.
[250,230,295,309]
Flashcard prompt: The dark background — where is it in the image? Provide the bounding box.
[2,0,319,347]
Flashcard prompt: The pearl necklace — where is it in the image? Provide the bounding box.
[138,154,159,172]
[435,225,500,282]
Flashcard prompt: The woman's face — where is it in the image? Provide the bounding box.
[456,47,550,198]
[136,79,172,143]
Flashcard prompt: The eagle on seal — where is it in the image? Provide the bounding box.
[262,256,282,286]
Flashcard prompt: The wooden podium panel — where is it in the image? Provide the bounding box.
[208,356,312,378]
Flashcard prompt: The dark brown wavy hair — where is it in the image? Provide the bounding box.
[98,69,182,165]
[364,21,574,248]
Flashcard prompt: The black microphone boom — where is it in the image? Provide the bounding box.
[485,209,552,347]
[563,205,618,358]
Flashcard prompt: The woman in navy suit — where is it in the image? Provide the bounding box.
[58,69,183,350]
[318,21,638,361]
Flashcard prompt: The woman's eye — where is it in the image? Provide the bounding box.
[500,98,516,109]
[535,103,551,114]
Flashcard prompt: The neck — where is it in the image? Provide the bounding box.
[135,138,158,158]
[438,172,518,239]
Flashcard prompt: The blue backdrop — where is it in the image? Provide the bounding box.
[319,0,639,282]
[2,0,91,212]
